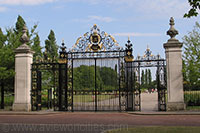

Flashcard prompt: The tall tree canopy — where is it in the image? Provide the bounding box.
[184,0,200,18]
[182,22,200,90]
[44,30,58,59]
[32,34,42,61]
[0,15,40,91]
[15,15,26,34]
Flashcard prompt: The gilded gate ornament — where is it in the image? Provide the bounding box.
[72,24,121,52]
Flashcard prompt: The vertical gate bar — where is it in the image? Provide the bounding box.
[157,61,160,111]
[138,64,141,111]
[58,64,62,111]
[65,62,68,111]
[163,60,166,111]
[130,62,133,111]
[37,71,42,111]
[1,81,4,109]
[126,62,129,111]
[31,69,33,111]
[118,57,121,112]
[71,58,74,112]
[53,65,56,111]
[95,58,97,111]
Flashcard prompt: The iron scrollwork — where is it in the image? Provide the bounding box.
[71,24,122,52]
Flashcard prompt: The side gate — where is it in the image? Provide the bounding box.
[31,44,71,111]
[124,40,167,111]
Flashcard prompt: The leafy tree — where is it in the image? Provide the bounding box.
[184,0,200,18]
[0,16,39,93]
[148,69,152,86]
[182,22,200,90]
[32,34,42,61]
[0,28,14,81]
[141,70,145,86]
[15,15,26,34]
[0,28,6,48]
[44,30,58,59]
[145,69,148,86]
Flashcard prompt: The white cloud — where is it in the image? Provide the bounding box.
[73,16,115,23]
[113,32,161,37]
[88,16,115,23]
[75,0,189,18]
[0,0,56,5]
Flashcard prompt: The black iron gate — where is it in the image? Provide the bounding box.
[31,25,167,111]
[124,40,167,111]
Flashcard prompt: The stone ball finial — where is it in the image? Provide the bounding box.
[167,17,178,40]
[20,25,29,44]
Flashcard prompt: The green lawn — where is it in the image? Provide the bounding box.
[186,106,200,110]
[106,126,200,133]
[73,94,116,103]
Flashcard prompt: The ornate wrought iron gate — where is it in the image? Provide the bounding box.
[124,39,167,111]
[31,24,167,111]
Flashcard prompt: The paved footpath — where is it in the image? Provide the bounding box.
[0,112,200,133]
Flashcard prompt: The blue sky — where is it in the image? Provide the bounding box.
[0,0,199,58]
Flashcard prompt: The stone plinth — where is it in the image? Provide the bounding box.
[164,39,185,111]
[12,44,34,111]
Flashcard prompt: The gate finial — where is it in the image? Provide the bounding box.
[125,38,133,62]
[59,40,67,63]
[20,25,29,44]
[167,17,178,40]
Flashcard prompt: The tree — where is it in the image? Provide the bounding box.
[44,30,58,59]
[0,28,6,48]
[184,0,200,18]
[31,34,42,61]
[0,15,39,93]
[148,69,152,86]
[0,28,14,81]
[182,22,200,90]
[15,15,26,34]
[141,70,145,86]
[145,69,148,86]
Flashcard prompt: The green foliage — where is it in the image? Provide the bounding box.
[73,65,118,91]
[141,69,152,89]
[184,91,200,106]
[32,34,42,61]
[15,15,26,34]
[0,15,40,91]
[141,70,145,86]
[0,29,15,81]
[182,22,200,90]
[184,0,200,18]
[44,30,58,59]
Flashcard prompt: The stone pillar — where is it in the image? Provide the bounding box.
[13,25,34,111]
[164,17,185,111]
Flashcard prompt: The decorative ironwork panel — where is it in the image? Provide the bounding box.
[71,24,122,52]
[31,63,60,111]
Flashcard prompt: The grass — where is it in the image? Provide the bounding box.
[106,126,200,133]
[186,106,200,110]
[73,94,116,103]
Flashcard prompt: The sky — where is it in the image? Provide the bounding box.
[0,0,199,58]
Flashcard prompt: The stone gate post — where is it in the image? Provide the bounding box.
[164,17,185,111]
[12,25,34,111]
